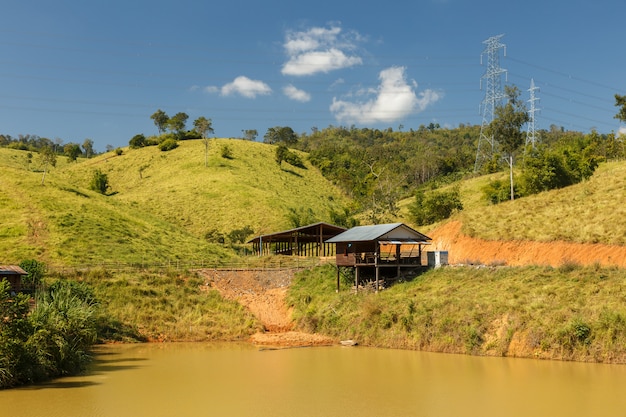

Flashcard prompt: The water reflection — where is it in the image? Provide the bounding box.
[1,342,625,417]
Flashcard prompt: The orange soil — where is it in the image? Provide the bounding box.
[429,221,626,268]
[198,269,335,347]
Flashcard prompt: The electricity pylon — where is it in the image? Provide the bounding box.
[474,34,507,172]
[525,78,540,148]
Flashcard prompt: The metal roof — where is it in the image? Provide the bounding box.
[325,223,431,243]
[247,222,347,244]
[0,265,28,275]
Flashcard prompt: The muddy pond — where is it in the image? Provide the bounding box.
[2,342,625,417]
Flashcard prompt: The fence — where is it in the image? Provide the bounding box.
[47,256,332,275]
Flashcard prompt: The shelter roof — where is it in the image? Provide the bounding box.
[247,222,347,244]
[325,223,431,243]
[0,265,28,275]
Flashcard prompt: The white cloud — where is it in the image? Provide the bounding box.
[219,76,272,98]
[619,126,626,137]
[283,84,311,102]
[330,66,443,124]
[282,24,363,76]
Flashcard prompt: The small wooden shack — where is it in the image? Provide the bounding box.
[326,223,431,292]
[248,222,347,257]
[0,265,28,294]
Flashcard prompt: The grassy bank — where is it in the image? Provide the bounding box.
[288,264,626,363]
[58,269,262,342]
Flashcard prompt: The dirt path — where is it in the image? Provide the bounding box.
[198,269,335,347]
[429,220,626,268]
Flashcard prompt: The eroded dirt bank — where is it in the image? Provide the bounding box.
[429,221,626,268]
[198,269,335,347]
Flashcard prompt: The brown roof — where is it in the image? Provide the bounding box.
[0,265,28,275]
[247,222,347,244]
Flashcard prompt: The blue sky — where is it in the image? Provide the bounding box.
[1,0,625,151]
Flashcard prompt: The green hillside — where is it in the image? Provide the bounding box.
[0,140,348,266]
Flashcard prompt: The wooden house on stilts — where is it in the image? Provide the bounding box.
[326,223,431,292]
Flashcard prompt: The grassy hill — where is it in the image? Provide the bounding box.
[0,140,349,266]
[400,160,626,246]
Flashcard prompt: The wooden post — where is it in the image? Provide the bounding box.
[396,243,401,280]
[375,254,380,293]
[355,266,359,293]
[336,266,340,293]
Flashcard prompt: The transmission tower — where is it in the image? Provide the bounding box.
[474,34,508,172]
[525,78,540,148]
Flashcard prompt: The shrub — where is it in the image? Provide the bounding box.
[221,144,233,159]
[158,138,178,152]
[129,133,147,149]
[409,187,463,226]
[89,169,110,194]
[18,259,46,289]
[114,148,123,155]
[482,179,515,204]
[228,225,254,244]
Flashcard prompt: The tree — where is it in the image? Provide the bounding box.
[193,116,214,138]
[615,94,626,123]
[82,139,94,158]
[90,169,110,194]
[167,112,189,138]
[150,109,169,135]
[264,126,298,145]
[64,143,82,162]
[194,117,214,167]
[242,129,258,141]
[487,85,530,200]
[129,134,147,149]
[39,145,57,185]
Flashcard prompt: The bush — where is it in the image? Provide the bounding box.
[89,169,110,194]
[129,134,147,149]
[18,259,46,289]
[228,225,254,244]
[158,138,179,152]
[409,187,463,226]
[221,144,233,159]
[482,179,514,204]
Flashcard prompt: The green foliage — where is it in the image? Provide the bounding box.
[150,109,169,135]
[167,112,189,137]
[482,179,515,204]
[19,259,46,289]
[287,207,317,228]
[89,169,110,194]
[205,228,225,244]
[129,133,147,148]
[227,225,254,244]
[276,144,305,168]
[615,94,626,123]
[264,126,298,145]
[63,143,82,162]
[220,144,233,159]
[158,138,179,151]
[329,207,360,228]
[114,147,123,155]
[409,187,463,225]
[519,143,600,196]
[193,116,214,138]
[0,279,99,388]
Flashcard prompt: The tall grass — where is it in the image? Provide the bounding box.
[70,268,262,342]
[289,264,626,363]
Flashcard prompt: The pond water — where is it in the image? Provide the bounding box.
[2,342,626,417]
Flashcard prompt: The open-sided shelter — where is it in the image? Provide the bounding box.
[326,223,431,291]
[0,265,28,294]
[248,222,347,257]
